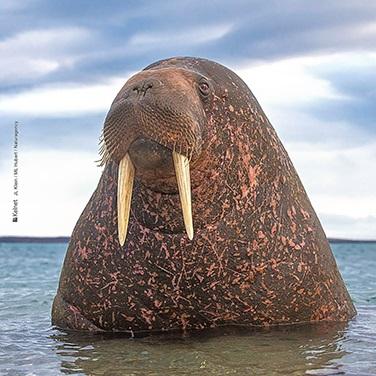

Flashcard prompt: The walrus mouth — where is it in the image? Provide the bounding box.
[117,151,193,246]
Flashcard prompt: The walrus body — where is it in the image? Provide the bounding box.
[52,57,356,333]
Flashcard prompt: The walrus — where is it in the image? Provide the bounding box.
[52,57,356,334]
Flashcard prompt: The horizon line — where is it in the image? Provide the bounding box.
[0,236,375,244]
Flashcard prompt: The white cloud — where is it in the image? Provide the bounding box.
[0,149,102,236]
[288,142,376,234]
[288,142,376,198]
[236,52,376,110]
[235,54,349,107]
[0,27,91,84]
[320,214,376,241]
[0,75,131,116]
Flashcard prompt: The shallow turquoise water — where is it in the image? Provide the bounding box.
[0,242,375,375]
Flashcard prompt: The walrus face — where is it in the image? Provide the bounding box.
[100,66,214,245]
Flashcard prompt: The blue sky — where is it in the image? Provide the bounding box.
[0,0,375,239]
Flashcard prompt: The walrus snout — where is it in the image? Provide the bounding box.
[100,67,206,166]
[128,137,174,173]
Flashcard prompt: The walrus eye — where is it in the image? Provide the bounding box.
[198,81,210,96]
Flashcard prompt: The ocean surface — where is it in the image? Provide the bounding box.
[0,242,375,376]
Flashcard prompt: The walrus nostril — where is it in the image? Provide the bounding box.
[143,82,153,91]
[128,138,173,171]
[132,80,154,96]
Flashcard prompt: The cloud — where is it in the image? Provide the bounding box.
[236,55,346,107]
[0,75,130,116]
[0,27,92,85]
[287,142,376,211]
[320,214,376,241]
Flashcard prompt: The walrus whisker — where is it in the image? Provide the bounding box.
[97,150,110,167]
[103,125,122,139]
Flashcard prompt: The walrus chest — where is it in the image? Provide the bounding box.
[65,231,310,332]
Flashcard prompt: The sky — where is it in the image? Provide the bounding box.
[0,0,375,239]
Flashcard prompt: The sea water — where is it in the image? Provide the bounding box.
[0,242,375,375]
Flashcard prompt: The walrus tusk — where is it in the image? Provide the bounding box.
[172,151,194,240]
[117,153,135,246]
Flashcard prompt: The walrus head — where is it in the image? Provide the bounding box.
[100,61,216,245]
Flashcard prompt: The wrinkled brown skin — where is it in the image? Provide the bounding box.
[52,57,356,334]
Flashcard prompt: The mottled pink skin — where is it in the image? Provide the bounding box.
[52,58,356,334]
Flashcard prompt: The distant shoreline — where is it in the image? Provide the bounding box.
[328,238,376,244]
[0,236,375,244]
[0,236,70,243]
